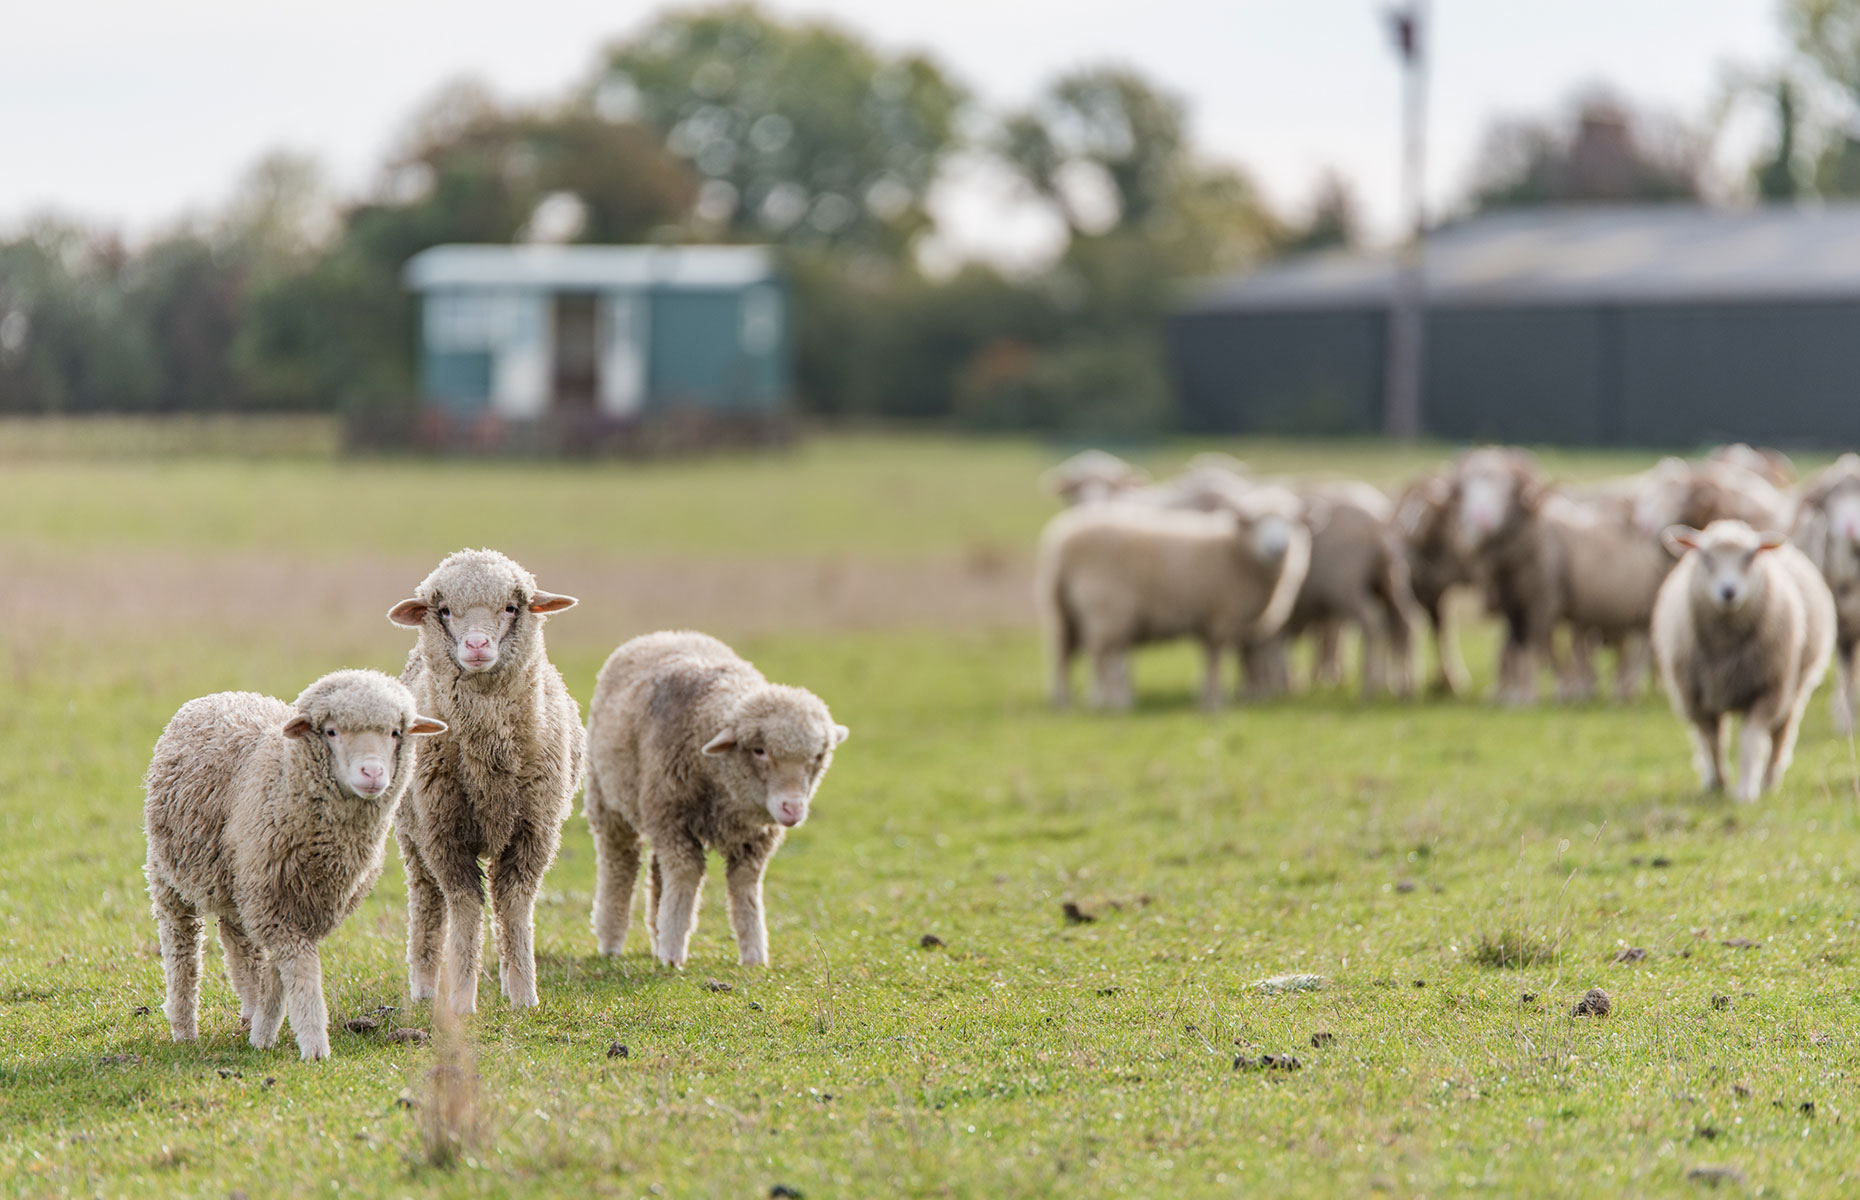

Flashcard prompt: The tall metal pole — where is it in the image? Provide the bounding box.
[1383,1,1429,439]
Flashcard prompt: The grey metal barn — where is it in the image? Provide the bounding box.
[1168,206,1860,446]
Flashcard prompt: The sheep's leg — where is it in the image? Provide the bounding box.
[1197,639,1224,711]
[272,941,329,1061]
[650,833,707,969]
[1093,647,1134,712]
[1385,600,1418,700]
[1559,628,1598,703]
[1429,598,1470,697]
[1047,602,1078,709]
[1688,716,1728,793]
[427,839,488,1016]
[490,820,558,1009]
[1089,645,1116,711]
[1615,635,1651,703]
[249,959,286,1050]
[1833,640,1857,736]
[1312,622,1345,688]
[1734,719,1773,804]
[1239,640,1272,700]
[398,831,446,1004]
[218,918,262,1024]
[589,792,643,957]
[724,845,775,966]
[644,852,664,957]
[1347,600,1389,699]
[152,883,204,1043]
[1765,696,1812,793]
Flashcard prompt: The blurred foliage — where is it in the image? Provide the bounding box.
[1465,92,1704,211]
[0,3,1291,435]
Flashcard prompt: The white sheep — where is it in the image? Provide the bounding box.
[1652,520,1835,802]
[388,549,584,1014]
[1036,486,1310,710]
[143,670,445,1060]
[1040,450,1150,506]
[584,631,848,968]
[1792,453,1860,732]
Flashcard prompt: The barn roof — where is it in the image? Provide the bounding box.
[1184,205,1860,312]
[404,244,778,292]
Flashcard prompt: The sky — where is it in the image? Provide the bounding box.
[1,0,1790,266]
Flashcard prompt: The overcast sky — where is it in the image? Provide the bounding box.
[2,0,1788,264]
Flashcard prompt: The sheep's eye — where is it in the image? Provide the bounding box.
[505,604,518,614]
[391,729,401,739]
[324,728,337,739]
[751,747,769,760]
[438,606,450,618]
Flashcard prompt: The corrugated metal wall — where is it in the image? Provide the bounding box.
[1167,300,1860,446]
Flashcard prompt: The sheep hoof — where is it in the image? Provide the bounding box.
[298,1036,330,1062]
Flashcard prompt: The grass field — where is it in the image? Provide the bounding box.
[3,429,1857,1198]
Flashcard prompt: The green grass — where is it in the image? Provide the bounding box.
[3,434,1858,1198]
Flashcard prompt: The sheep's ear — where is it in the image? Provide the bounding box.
[388,599,429,627]
[701,730,737,756]
[1518,478,1548,513]
[408,716,448,736]
[281,714,315,740]
[1662,525,1701,556]
[1756,532,1789,553]
[832,723,850,746]
[529,591,577,615]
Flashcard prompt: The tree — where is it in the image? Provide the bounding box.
[1283,173,1363,253]
[595,5,965,256]
[1001,68,1188,237]
[1782,0,1860,195]
[1466,93,1704,210]
[0,222,157,412]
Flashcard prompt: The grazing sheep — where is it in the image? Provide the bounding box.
[1243,480,1420,699]
[1652,521,1835,802]
[1792,453,1860,732]
[1633,455,1796,539]
[1041,450,1149,506]
[388,549,584,1014]
[143,671,445,1060]
[584,632,848,967]
[1037,486,1310,710]
[1538,492,1675,702]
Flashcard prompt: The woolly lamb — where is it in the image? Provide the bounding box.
[143,670,445,1060]
[1792,453,1860,732]
[1652,520,1835,803]
[388,549,584,1014]
[1394,471,1478,696]
[1633,455,1796,539]
[1037,485,1310,710]
[584,632,848,967]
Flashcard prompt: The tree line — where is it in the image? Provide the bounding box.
[3,2,1860,434]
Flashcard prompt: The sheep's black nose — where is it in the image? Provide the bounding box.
[1719,583,1737,602]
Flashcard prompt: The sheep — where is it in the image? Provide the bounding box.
[1040,450,1150,506]
[1537,492,1675,702]
[1242,480,1420,699]
[1652,520,1835,803]
[387,549,584,1015]
[1709,442,1797,489]
[1633,455,1796,539]
[1447,446,1558,704]
[1792,453,1860,733]
[1037,485,1310,711]
[583,631,848,967]
[143,670,445,1060]
[1394,471,1478,696]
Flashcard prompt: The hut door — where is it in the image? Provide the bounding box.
[598,293,648,419]
[551,292,599,411]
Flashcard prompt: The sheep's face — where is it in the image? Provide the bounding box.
[1228,485,1304,564]
[284,671,446,801]
[1664,522,1786,615]
[389,550,575,676]
[1633,457,1693,537]
[1454,449,1536,550]
[701,687,849,829]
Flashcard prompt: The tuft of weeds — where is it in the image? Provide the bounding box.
[1468,928,1559,969]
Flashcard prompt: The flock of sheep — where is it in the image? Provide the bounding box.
[143,549,847,1061]
[1037,443,1859,801]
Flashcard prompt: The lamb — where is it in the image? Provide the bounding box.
[388,549,584,1014]
[1709,442,1797,489]
[1652,520,1835,803]
[143,670,445,1060]
[1448,446,1558,704]
[1537,492,1675,702]
[1242,480,1420,699]
[1394,471,1478,696]
[584,632,848,967]
[1791,453,1860,732]
[1037,485,1310,710]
